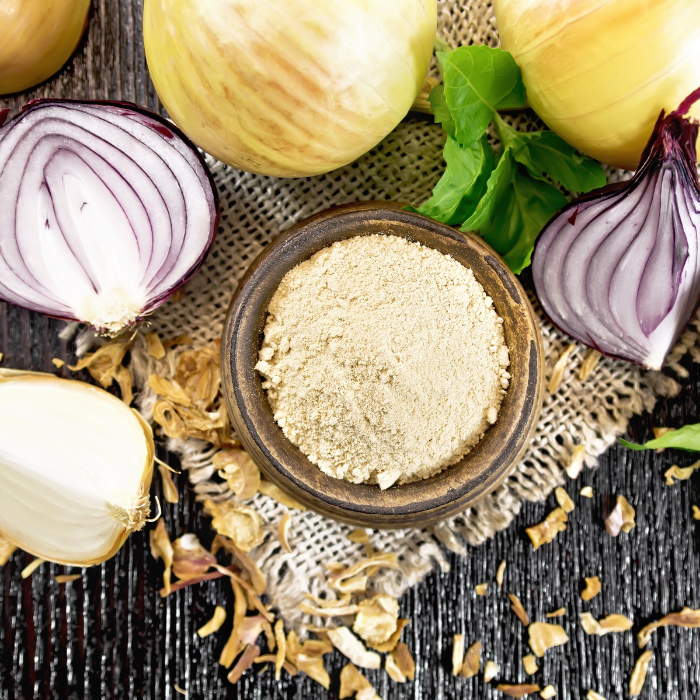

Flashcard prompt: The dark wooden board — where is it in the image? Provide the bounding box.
[2,2,700,698]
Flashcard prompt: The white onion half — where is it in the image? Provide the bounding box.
[0,100,219,333]
[0,370,155,566]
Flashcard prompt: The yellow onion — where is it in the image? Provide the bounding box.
[0,0,91,95]
[143,0,437,177]
[0,370,154,566]
[494,0,700,170]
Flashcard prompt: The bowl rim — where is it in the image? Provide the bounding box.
[221,202,545,528]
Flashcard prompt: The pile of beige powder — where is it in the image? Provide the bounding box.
[256,234,510,489]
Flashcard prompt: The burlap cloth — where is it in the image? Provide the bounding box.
[128,0,698,627]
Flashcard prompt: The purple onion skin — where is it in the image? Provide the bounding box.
[0,99,220,333]
[532,88,700,370]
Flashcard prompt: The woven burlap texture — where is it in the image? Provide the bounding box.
[131,0,691,628]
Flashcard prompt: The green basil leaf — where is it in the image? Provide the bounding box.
[470,167,567,274]
[621,424,700,452]
[429,85,455,139]
[415,135,494,225]
[476,181,522,257]
[439,46,525,147]
[512,131,606,194]
[460,148,515,233]
[492,112,522,152]
[494,115,605,194]
[421,44,606,275]
[502,171,568,273]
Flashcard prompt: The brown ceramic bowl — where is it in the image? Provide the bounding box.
[221,203,545,529]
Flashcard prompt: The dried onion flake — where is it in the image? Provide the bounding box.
[205,499,264,553]
[528,622,569,657]
[522,655,538,675]
[146,333,166,360]
[227,644,259,684]
[329,553,399,594]
[526,508,568,550]
[586,691,607,700]
[554,487,575,513]
[664,460,700,485]
[566,445,586,479]
[220,580,247,668]
[509,594,530,626]
[371,618,409,653]
[258,480,306,510]
[172,533,216,581]
[484,659,499,683]
[214,449,260,501]
[278,511,292,553]
[339,663,380,699]
[605,495,636,536]
[391,642,415,681]
[353,594,399,647]
[497,683,542,697]
[348,529,370,544]
[150,519,174,595]
[459,641,482,679]
[629,650,653,697]
[579,349,601,381]
[637,607,700,647]
[452,634,464,676]
[496,560,506,588]
[197,606,227,637]
[548,344,576,393]
[158,463,179,504]
[385,652,405,683]
[581,576,601,601]
[328,627,381,669]
[580,612,633,636]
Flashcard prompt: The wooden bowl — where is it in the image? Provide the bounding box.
[221,203,545,529]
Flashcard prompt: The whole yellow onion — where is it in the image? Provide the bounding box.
[143,0,437,177]
[494,0,700,170]
[0,0,91,95]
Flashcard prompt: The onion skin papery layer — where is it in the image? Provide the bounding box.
[143,0,437,177]
[0,370,155,567]
[532,89,700,371]
[0,100,219,334]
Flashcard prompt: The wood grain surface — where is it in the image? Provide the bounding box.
[2,2,700,699]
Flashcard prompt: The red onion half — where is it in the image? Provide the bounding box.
[532,89,700,370]
[0,100,218,334]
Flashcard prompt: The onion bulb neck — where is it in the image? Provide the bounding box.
[108,487,151,532]
[641,87,700,188]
